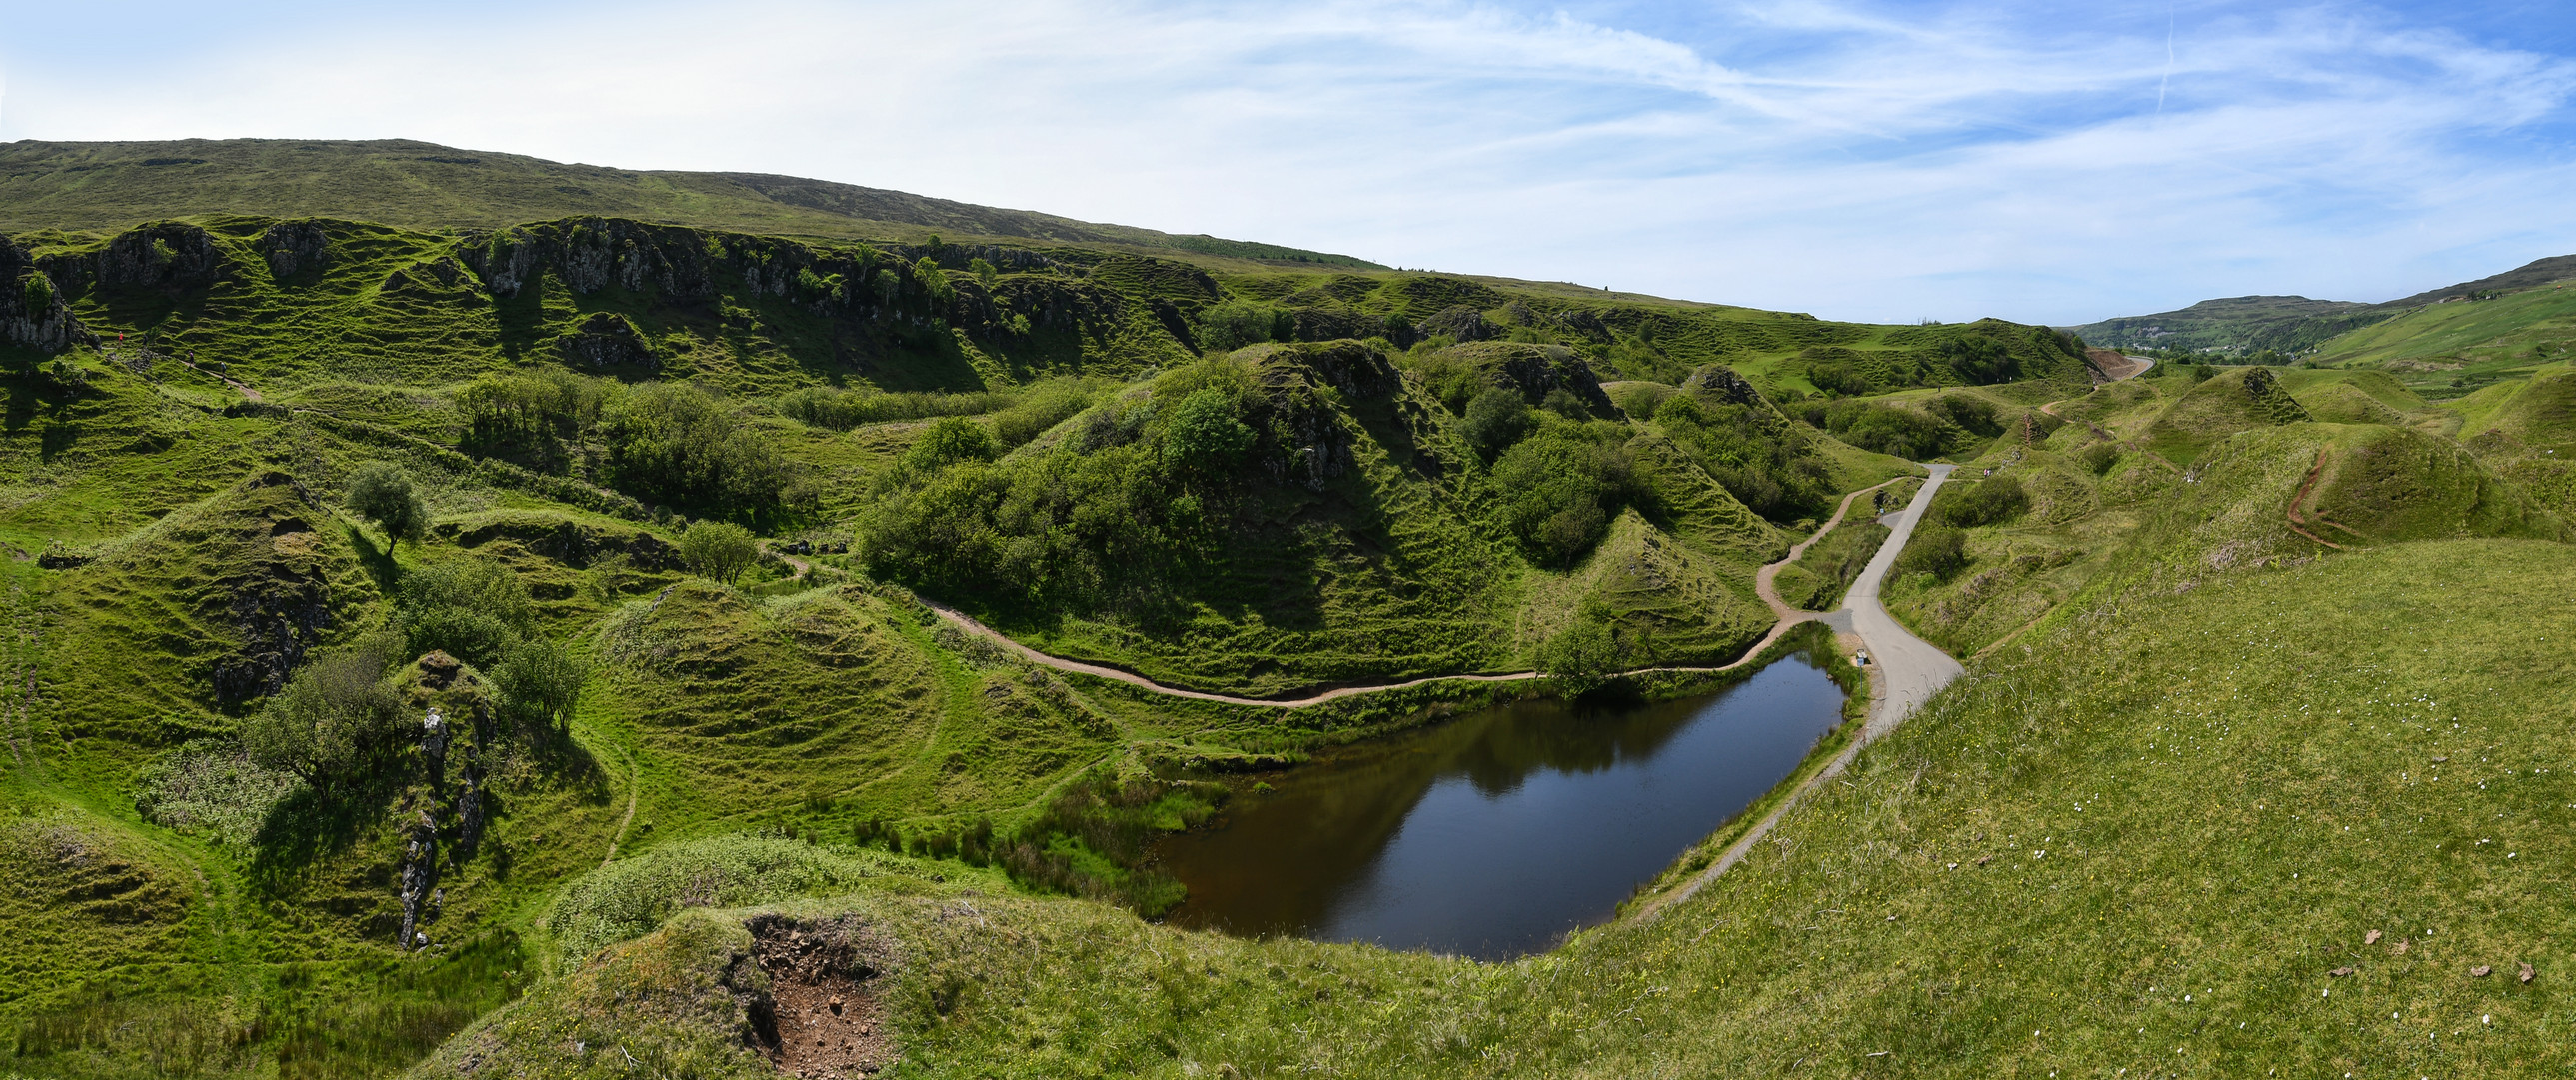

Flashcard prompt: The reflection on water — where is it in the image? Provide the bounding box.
[1156,655,1845,960]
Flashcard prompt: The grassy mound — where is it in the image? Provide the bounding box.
[2142,366,2311,465]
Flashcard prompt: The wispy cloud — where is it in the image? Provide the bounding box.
[3,0,2573,323]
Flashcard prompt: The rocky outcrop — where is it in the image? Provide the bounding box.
[1443,341,1617,415]
[559,311,658,369]
[98,223,224,293]
[0,241,90,353]
[1683,364,1766,408]
[258,221,332,278]
[1244,342,1403,491]
[1420,304,1497,343]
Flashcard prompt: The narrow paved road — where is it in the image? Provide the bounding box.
[1841,463,1964,736]
[1638,463,1963,917]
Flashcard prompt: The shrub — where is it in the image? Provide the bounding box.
[1161,388,1255,471]
[1893,523,1969,581]
[1807,363,1871,397]
[1939,476,2029,528]
[1492,427,1637,566]
[1808,400,1957,460]
[969,258,998,289]
[344,462,428,542]
[21,271,55,313]
[904,416,999,471]
[399,559,537,668]
[491,635,588,734]
[1534,613,1622,696]
[600,382,791,518]
[677,521,760,584]
[911,257,954,304]
[1196,299,1280,353]
[1460,387,1534,460]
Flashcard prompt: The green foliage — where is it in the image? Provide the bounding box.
[1459,386,1533,461]
[903,416,1000,471]
[398,558,538,667]
[457,369,606,452]
[990,378,1099,448]
[676,520,760,584]
[19,271,53,313]
[1532,611,1623,695]
[970,258,998,289]
[1937,476,2029,528]
[343,461,427,542]
[243,642,404,790]
[491,634,588,733]
[1161,388,1255,471]
[542,835,905,967]
[775,385,1011,431]
[912,256,955,304]
[1196,299,1285,352]
[1775,516,1893,610]
[1892,522,1969,581]
[600,382,793,520]
[1805,399,1959,460]
[1491,423,1642,566]
[1650,391,1836,523]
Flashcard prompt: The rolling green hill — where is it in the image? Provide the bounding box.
[7,143,2576,1080]
[0,139,1381,269]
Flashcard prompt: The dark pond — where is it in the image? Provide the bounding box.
[1155,654,1847,960]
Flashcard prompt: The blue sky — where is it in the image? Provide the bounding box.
[4,1,2575,325]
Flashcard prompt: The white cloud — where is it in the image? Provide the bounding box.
[4,0,2573,323]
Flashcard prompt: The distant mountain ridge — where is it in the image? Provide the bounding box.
[2072,253,2576,354]
[0,138,1383,269]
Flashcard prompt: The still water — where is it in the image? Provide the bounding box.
[1156,654,1847,960]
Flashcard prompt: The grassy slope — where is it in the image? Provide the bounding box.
[413,533,2576,1079]
[0,139,1380,269]
[2312,285,2576,398]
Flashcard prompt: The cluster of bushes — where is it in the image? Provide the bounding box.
[454,373,803,522]
[1938,475,2029,528]
[599,382,800,522]
[1647,389,1837,524]
[858,362,1259,605]
[989,770,1223,915]
[1799,396,2013,462]
[775,385,1012,430]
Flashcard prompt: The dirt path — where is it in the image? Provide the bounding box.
[1753,477,1909,619]
[1636,463,1962,919]
[913,474,1923,710]
[600,750,641,868]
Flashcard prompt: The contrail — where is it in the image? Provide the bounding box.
[2156,6,2175,115]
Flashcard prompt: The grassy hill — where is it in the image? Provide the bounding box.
[2069,294,2388,355]
[0,139,1381,269]
[9,148,2576,1080]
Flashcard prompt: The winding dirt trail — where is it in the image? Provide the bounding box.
[912,475,1918,710]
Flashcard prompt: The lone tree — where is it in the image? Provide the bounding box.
[345,462,428,542]
[678,520,760,584]
[245,646,404,792]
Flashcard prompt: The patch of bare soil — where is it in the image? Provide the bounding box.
[748,914,898,1079]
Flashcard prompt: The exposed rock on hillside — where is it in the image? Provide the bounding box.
[0,240,87,352]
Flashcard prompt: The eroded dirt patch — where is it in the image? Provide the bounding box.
[749,914,897,1079]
